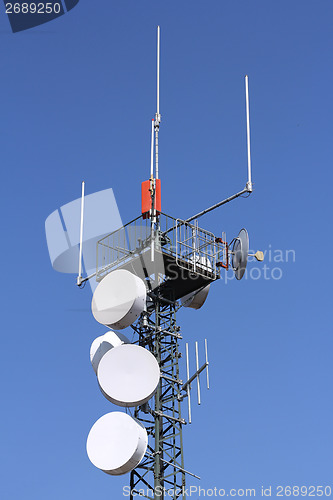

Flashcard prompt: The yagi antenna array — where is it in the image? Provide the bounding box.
[182,340,210,424]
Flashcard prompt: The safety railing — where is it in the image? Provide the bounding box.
[96,213,227,282]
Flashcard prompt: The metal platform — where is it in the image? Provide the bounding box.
[96,213,227,301]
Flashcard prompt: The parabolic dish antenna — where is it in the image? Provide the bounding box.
[97,344,160,407]
[181,284,210,310]
[91,270,146,330]
[232,228,249,280]
[90,331,130,374]
[86,411,147,476]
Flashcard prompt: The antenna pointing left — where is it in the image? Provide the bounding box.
[77,181,85,286]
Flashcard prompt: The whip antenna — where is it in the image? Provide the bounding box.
[245,75,253,192]
[76,181,85,286]
[155,26,161,180]
[150,119,154,178]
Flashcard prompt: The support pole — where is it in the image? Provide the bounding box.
[245,75,253,192]
[151,118,154,178]
[77,181,85,286]
[155,26,161,180]
[157,25,160,119]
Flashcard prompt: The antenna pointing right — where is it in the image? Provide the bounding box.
[245,75,253,193]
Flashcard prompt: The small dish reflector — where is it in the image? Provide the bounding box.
[254,250,264,262]
[91,270,146,330]
[86,411,147,475]
[90,331,130,374]
[232,228,249,280]
[97,344,160,407]
[181,284,210,310]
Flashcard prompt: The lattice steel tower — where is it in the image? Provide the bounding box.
[76,25,263,500]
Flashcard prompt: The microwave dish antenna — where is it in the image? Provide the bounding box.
[231,228,249,280]
[86,412,148,476]
[90,331,130,374]
[181,284,210,310]
[91,270,146,330]
[97,344,160,407]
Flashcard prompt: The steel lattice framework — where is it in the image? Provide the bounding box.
[130,298,186,499]
[92,210,228,499]
[93,212,224,499]
[70,26,257,500]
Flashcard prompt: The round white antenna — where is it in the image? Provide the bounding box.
[181,284,210,310]
[90,331,130,374]
[86,412,147,475]
[91,270,146,330]
[97,344,160,407]
[232,228,249,280]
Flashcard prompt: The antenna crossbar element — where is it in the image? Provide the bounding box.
[146,453,201,480]
[182,360,209,391]
[185,187,249,223]
[76,181,85,286]
[153,410,186,425]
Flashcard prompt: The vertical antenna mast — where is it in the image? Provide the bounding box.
[76,181,85,286]
[150,119,154,178]
[155,26,161,180]
[245,75,253,192]
[151,118,155,262]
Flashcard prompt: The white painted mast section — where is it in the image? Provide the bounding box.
[150,119,154,178]
[157,25,160,118]
[151,119,155,262]
[245,75,253,192]
[77,181,85,286]
[155,25,161,180]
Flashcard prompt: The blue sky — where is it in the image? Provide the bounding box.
[1,1,332,499]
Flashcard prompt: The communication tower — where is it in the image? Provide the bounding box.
[51,26,264,500]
